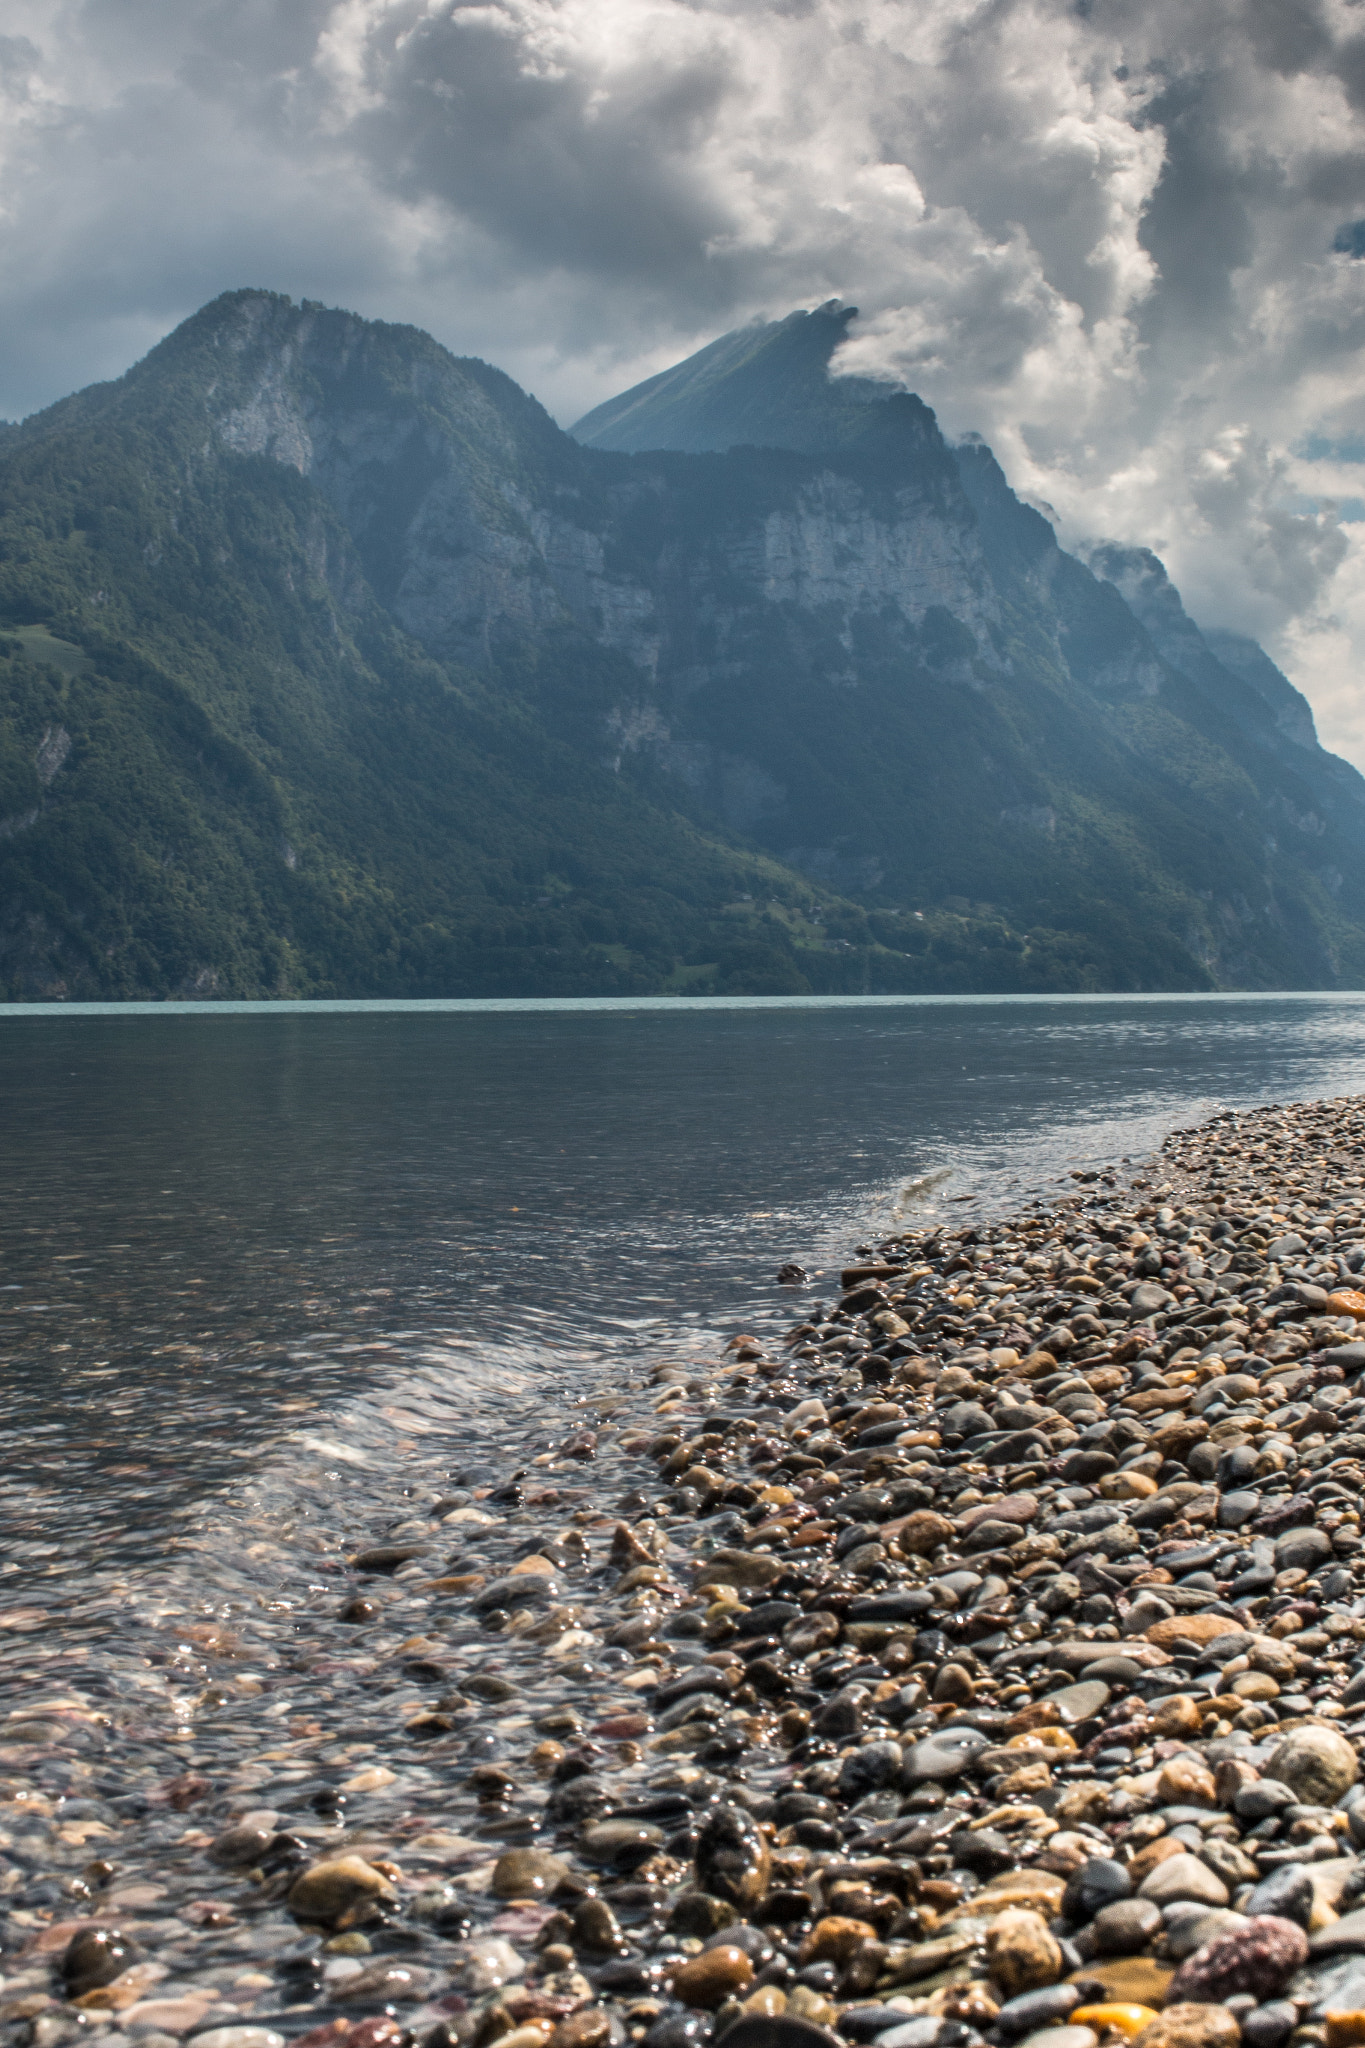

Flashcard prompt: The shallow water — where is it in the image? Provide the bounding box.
[3,992,1365,1629]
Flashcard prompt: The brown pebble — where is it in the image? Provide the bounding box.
[798,1916,880,1965]
[1128,1837,1185,1885]
[986,1908,1064,1996]
[934,1663,976,1705]
[548,2013,612,2048]
[1133,2003,1241,2048]
[1149,1696,1203,1739]
[1156,1755,1217,1807]
[288,1856,398,1925]
[668,1946,754,2009]
[492,1848,570,1899]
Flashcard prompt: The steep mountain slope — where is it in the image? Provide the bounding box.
[574,308,1365,987]
[0,303,852,998]
[1,289,1364,997]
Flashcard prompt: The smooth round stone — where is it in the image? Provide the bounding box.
[288,1855,396,1923]
[573,1898,624,1952]
[1018,2028,1097,2048]
[703,1924,774,1966]
[694,1805,771,1908]
[901,1727,990,1782]
[1264,1725,1359,1806]
[1045,1680,1111,1723]
[1137,1852,1230,1908]
[63,1928,142,1996]
[1091,1898,1163,1956]
[1163,1909,1248,1962]
[996,1988,1081,2039]
[1128,2007,1240,2048]
[879,2024,947,2048]
[189,2034,286,2048]
[579,1820,664,1871]
[1062,1858,1132,1924]
[1244,1864,1315,1929]
[1274,1527,1333,1574]
[838,1740,903,1798]
[1234,1781,1297,1822]
[1240,2003,1297,2048]
[491,1847,570,1898]
[669,1944,755,2009]
[209,1825,273,1868]
[1081,1656,1143,1685]
[473,1573,558,1611]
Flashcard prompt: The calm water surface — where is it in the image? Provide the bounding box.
[3,993,1365,1618]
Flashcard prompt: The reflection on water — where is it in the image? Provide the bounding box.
[2,993,1365,1610]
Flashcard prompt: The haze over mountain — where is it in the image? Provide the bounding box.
[1,290,1364,999]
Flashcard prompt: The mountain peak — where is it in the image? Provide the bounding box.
[571,302,939,456]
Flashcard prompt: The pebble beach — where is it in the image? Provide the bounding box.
[15,1095,1365,2048]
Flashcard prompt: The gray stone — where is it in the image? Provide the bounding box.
[1219,1491,1262,1530]
[1235,1781,1298,1822]
[1090,1898,1163,1955]
[1309,1907,1365,1955]
[901,1727,991,1784]
[1162,1909,1249,1962]
[473,1573,558,1611]
[1017,2030,1097,2048]
[1130,1283,1174,1317]
[1287,1952,1365,2020]
[1045,1679,1111,1723]
[1239,2003,1296,2048]
[1244,1864,1315,1930]
[1137,1851,1230,1907]
[1264,1725,1359,1807]
[1062,1859,1132,1924]
[1274,1526,1333,1574]
[995,1989,1081,2039]
[1267,1234,1309,1262]
[838,1740,903,1799]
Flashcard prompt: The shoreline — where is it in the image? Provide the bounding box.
[11,1097,1365,2048]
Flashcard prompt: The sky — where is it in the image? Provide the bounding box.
[6,0,1365,766]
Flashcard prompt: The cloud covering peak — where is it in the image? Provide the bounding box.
[5,0,1365,759]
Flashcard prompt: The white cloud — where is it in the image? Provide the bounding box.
[5,0,1365,764]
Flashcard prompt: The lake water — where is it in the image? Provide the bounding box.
[3,992,1365,1635]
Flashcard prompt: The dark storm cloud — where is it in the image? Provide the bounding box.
[6,0,1365,756]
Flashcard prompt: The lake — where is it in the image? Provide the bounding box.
[2,991,1365,1636]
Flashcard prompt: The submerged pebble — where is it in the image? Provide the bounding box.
[14,1094,1365,2048]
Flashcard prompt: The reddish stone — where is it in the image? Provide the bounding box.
[1164,1915,1308,2005]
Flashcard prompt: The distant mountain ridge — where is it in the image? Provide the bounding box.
[0,289,1362,997]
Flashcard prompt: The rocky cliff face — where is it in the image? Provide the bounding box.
[4,287,1365,996]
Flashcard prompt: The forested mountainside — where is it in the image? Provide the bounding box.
[0,289,1360,998]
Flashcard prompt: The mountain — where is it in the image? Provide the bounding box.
[574,304,1365,986]
[0,289,1363,998]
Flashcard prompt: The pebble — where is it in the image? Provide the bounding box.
[287,1856,396,1924]
[23,1093,1365,2048]
[1091,1900,1164,1955]
[492,1847,571,1897]
[1137,1854,1231,1908]
[668,1946,755,2008]
[1265,1725,1360,1805]
[693,1806,771,1908]
[986,1908,1064,1995]
[1164,1915,1310,2003]
[1132,2009,1241,2048]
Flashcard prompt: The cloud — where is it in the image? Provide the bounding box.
[5,0,1365,764]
